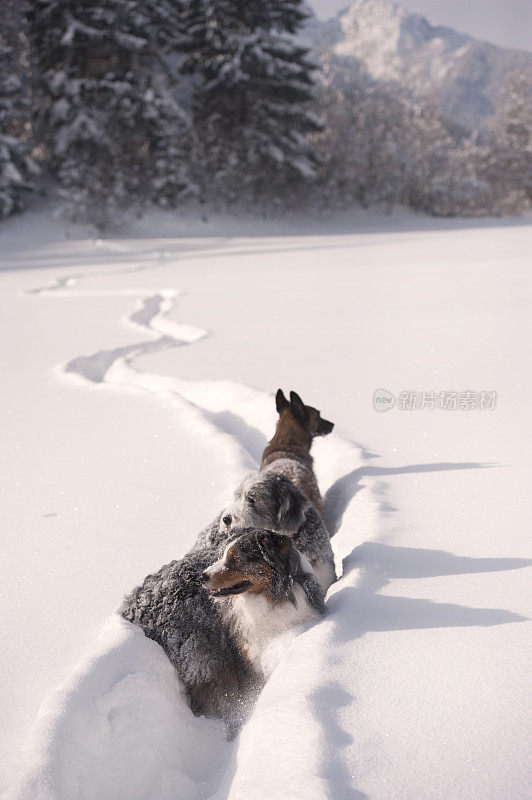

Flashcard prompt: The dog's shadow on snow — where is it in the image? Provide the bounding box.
[330,543,530,639]
[323,459,530,636]
[309,545,530,800]
[322,460,496,536]
[309,683,369,800]
[309,460,530,799]
[202,409,267,464]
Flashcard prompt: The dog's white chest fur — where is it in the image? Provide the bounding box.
[225,586,315,672]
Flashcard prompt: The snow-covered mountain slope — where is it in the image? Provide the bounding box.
[306,0,532,131]
[1,208,531,799]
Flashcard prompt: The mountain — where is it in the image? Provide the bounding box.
[305,0,532,132]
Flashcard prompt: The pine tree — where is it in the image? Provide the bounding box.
[315,68,435,213]
[28,0,194,226]
[314,62,498,218]
[481,68,532,215]
[180,0,321,208]
[0,1,37,219]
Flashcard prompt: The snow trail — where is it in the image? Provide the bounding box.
[8,248,528,800]
[8,259,380,799]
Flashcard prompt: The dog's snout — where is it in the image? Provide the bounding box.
[223,514,232,527]
[318,418,334,435]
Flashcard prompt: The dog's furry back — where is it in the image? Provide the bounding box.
[121,547,254,728]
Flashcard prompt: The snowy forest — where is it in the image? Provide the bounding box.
[1,0,531,226]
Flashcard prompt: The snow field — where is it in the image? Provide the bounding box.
[1,209,530,799]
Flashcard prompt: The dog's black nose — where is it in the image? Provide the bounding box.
[200,571,210,584]
[223,514,232,527]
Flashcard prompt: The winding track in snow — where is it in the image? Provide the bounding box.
[17,248,529,800]
[17,251,384,800]
[25,257,267,472]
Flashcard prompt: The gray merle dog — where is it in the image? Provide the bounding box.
[121,528,325,736]
[193,472,336,592]
[123,447,336,734]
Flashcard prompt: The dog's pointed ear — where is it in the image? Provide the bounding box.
[258,531,292,568]
[276,389,289,414]
[257,531,275,565]
[287,543,301,575]
[275,533,292,558]
[274,476,306,532]
[289,391,307,425]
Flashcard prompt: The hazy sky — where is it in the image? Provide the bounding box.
[310,0,532,51]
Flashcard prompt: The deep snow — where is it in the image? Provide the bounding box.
[1,208,530,800]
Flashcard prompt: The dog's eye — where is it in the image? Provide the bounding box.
[248,497,255,507]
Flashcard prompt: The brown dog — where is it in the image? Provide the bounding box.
[261,390,334,517]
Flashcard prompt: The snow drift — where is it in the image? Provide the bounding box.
[2,211,530,800]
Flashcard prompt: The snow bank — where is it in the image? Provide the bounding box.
[8,426,375,800]
[2,211,530,799]
[8,614,230,800]
[2,228,378,798]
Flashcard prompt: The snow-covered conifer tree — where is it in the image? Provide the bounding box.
[28,0,193,226]
[315,70,430,213]
[315,63,496,217]
[0,2,37,219]
[180,0,321,207]
[481,68,532,215]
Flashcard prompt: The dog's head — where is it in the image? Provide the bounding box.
[201,529,297,600]
[220,473,308,536]
[276,389,334,438]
